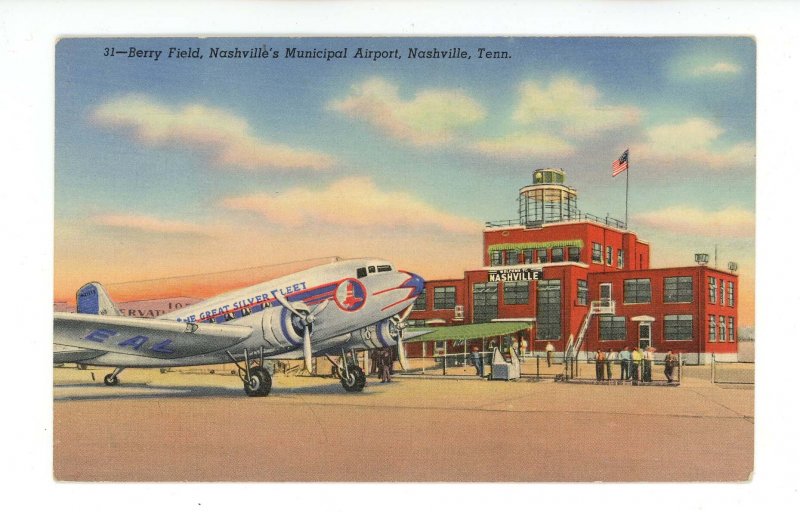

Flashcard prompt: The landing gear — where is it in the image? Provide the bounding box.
[227,347,272,397]
[244,367,272,397]
[341,365,366,392]
[103,367,124,386]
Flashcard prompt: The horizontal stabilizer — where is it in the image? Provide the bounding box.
[54,312,253,360]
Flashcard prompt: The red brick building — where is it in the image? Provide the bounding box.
[408,168,739,363]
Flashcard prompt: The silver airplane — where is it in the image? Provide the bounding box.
[53,258,425,396]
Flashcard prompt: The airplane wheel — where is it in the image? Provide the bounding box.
[103,373,119,386]
[244,367,272,397]
[341,365,366,392]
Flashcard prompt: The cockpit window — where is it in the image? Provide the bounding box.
[356,267,367,278]
[377,265,392,272]
[368,266,376,273]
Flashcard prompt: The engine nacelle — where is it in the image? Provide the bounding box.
[348,319,398,350]
[260,305,307,350]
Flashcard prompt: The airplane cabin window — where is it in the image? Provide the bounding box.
[377,265,392,272]
[368,266,376,273]
[357,267,367,278]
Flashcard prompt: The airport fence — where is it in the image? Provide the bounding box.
[711,354,754,385]
[559,357,682,385]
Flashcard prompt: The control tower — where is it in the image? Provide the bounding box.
[518,168,578,227]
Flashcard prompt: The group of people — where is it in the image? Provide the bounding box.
[367,347,395,383]
[594,347,679,384]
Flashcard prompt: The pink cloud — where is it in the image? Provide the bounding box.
[93,214,208,235]
[221,177,482,235]
[634,206,755,239]
[91,94,335,172]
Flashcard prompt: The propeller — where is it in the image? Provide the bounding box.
[390,304,414,371]
[273,293,330,372]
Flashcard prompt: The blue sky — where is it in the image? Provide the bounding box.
[55,36,756,321]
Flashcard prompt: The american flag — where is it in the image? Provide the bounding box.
[612,150,629,177]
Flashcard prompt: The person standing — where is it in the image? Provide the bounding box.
[470,346,483,377]
[520,338,528,362]
[380,347,393,383]
[664,350,678,383]
[607,348,618,380]
[545,341,555,367]
[643,347,655,382]
[631,347,643,385]
[595,349,606,381]
[619,346,631,381]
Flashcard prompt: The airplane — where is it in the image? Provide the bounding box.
[53,258,425,396]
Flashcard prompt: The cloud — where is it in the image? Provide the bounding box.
[221,177,482,234]
[691,61,742,76]
[91,94,335,172]
[632,117,755,169]
[328,77,486,147]
[634,206,754,239]
[512,76,641,137]
[472,132,575,160]
[93,214,207,235]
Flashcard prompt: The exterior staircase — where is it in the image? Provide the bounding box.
[565,299,616,360]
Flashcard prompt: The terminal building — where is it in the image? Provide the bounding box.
[407,168,739,363]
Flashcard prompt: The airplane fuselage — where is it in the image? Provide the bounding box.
[67,258,424,368]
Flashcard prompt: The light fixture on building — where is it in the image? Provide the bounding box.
[694,253,709,265]
[728,261,738,272]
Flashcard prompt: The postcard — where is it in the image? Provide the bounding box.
[53,36,755,483]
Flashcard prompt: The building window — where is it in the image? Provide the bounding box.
[708,315,717,342]
[523,249,533,264]
[599,316,626,341]
[664,276,693,303]
[490,251,502,266]
[727,281,734,307]
[719,279,725,306]
[728,317,735,341]
[606,246,613,265]
[624,279,651,304]
[506,250,519,266]
[617,249,625,269]
[552,247,564,262]
[568,246,580,262]
[719,315,726,341]
[537,248,548,263]
[664,315,693,341]
[708,277,716,304]
[434,286,456,310]
[537,279,562,340]
[592,243,602,263]
[473,282,498,323]
[577,279,588,306]
[504,281,529,305]
[412,289,427,311]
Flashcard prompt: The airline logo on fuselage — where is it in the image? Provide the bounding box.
[334,279,366,312]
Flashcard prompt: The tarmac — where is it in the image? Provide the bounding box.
[53,365,753,482]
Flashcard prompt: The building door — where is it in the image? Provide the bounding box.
[600,283,612,302]
[638,322,652,350]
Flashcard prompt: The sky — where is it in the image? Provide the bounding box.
[54,37,756,324]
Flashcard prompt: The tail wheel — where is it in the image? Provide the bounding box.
[341,365,366,392]
[244,367,272,397]
[103,374,119,386]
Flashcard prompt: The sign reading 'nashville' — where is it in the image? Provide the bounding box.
[488,268,542,282]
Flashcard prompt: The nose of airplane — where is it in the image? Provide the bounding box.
[405,272,426,297]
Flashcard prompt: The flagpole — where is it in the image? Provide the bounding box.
[625,149,629,229]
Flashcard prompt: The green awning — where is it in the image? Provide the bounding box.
[406,321,532,343]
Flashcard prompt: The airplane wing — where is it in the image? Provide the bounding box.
[54,312,253,360]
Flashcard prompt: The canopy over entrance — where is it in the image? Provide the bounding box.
[407,321,531,343]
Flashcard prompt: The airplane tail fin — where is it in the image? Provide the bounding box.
[76,282,122,316]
